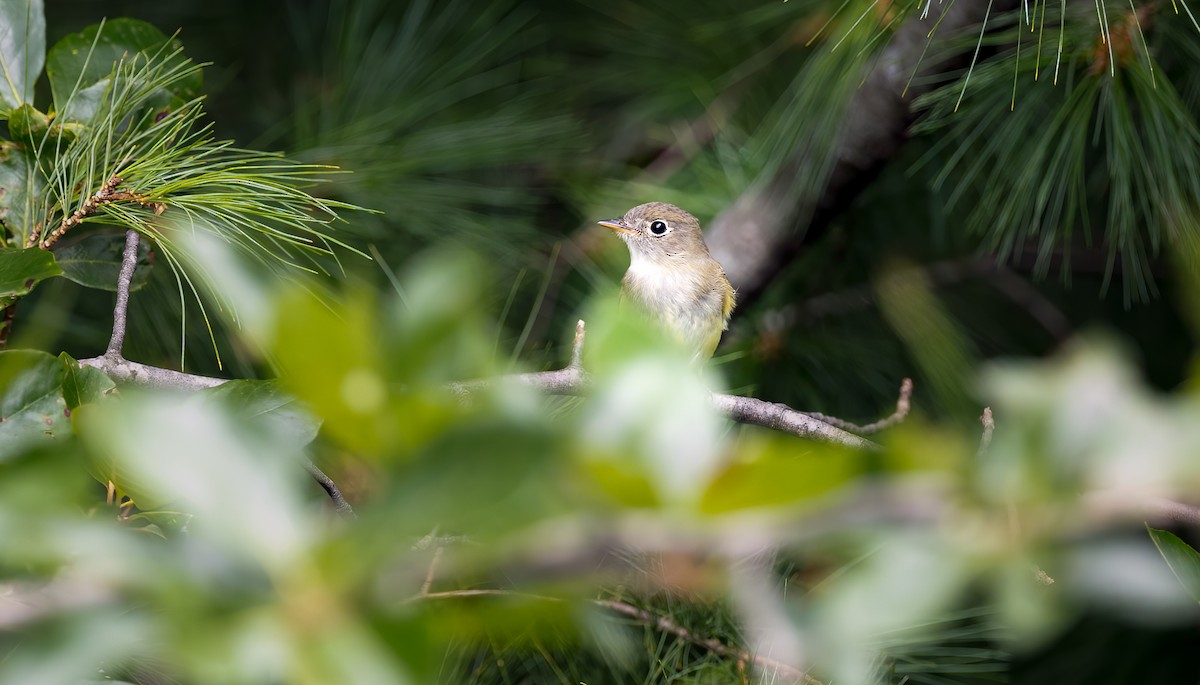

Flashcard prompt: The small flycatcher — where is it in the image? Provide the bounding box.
[599,202,735,360]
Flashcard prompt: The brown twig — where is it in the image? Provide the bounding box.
[32,173,165,250]
[804,377,912,435]
[456,319,882,450]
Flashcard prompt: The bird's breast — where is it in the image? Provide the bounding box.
[622,257,730,352]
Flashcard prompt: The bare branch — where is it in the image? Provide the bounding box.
[305,462,356,518]
[459,320,881,449]
[78,355,227,390]
[805,378,912,435]
[105,230,141,358]
[712,393,879,450]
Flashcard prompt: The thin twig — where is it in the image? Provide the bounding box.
[106,230,141,358]
[805,378,913,435]
[456,320,879,449]
[34,172,164,250]
[304,462,356,518]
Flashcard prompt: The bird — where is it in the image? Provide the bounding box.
[598,202,735,360]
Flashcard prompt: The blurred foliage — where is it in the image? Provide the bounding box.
[2,0,1200,683]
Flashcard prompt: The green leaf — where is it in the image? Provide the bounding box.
[0,0,44,112]
[0,349,69,458]
[1148,527,1200,604]
[54,231,151,291]
[199,380,321,448]
[0,141,45,245]
[58,352,116,409]
[0,246,60,298]
[701,435,866,513]
[46,18,200,123]
[6,102,47,137]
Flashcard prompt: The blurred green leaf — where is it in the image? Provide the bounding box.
[272,286,390,455]
[0,0,44,112]
[46,18,199,123]
[77,389,312,565]
[0,350,70,457]
[54,231,151,291]
[198,379,320,448]
[701,435,865,513]
[58,352,115,408]
[0,246,60,297]
[1148,527,1200,604]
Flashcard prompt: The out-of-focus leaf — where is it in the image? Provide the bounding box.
[0,349,69,457]
[577,291,726,506]
[46,18,199,123]
[199,379,320,448]
[386,417,561,534]
[58,352,115,408]
[54,231,152,291]
[272,286,391,455]
[77,390,312,567]
[0,246,60,298]
[0,0,45,112]
[701,435,865,513]
[1148,527,1200,604]
[0,141,44,245]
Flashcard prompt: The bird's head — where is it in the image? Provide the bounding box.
[598,202,710,262]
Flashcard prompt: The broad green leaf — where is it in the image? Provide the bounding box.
[77,390,312,566]
[701,434,866,513]
[0,0,44,112]
[54,231,151,292]
[46,18,200,123]
[0,246,59,297]
[0,142,45,245]
[0,349,69,457]
[1148,527,1200,604]
[58,352,116,409]
[199,380,321,448]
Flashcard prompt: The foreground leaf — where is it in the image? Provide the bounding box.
[0,349,69,457]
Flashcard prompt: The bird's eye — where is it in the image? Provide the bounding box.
[649,220,669,236]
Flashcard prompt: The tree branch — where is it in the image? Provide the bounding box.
[458,319,888,449]
[705,0,1019,300]
[106,229,140,358]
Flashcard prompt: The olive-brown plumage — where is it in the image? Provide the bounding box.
[598,202,735,359]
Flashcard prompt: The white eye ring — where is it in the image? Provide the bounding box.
[648,219,669,236]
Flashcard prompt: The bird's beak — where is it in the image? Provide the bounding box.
[598,219,636,235]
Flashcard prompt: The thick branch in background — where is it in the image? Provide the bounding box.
[705,0,1020,299]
